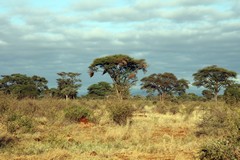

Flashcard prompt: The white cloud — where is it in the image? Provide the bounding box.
[172,0,222,6]
[22,33,65,42]
[82,29,112,41]
[71,0,112,11]
[0,40,8,46]
[134,0,164,10]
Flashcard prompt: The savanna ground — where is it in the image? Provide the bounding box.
[0,94,239,160]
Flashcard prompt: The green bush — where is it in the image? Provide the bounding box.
[107,101,134,125]
[224,84,240,105]
[196,104,240,137]
[6,113,34,133]
[199,138,240,160]
[64,106,92,122]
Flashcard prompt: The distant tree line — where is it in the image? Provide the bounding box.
[0,54,239,103]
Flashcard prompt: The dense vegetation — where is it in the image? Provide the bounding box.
[0,55,238,102]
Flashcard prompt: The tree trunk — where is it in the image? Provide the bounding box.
[114,84,123,100]
[214,91,218,102]
[214,83,219,102]
[159,93,165,103]
[159,95,163,102]
[65,94,69,100]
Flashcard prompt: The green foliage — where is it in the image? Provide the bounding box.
[202,90,214,101]
[14,84,39,99]
[32,75,48,95]
[177,93,202,102]
[89,54,147,99]
[193,65,237,101]
[64,106,92,122]
[6,113,34,133]
[224,84,240,105]
[57,72,81,99]
[199,138,240,160]
[175,79,190,96]
[107,101,134,125]
[0,74,48,99]
[45,88,60,98]
[141,72,189,101]
[87,81,114,98]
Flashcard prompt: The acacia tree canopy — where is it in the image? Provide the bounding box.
[32,75,48,94]
[141,72,189,101]
[89,54,147,99]
[175,79,189,96]
[87,81,114,98]
[192,65,237,101]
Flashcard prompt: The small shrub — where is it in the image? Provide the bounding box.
[199,138,240,160]
[169,105,179,115]
[182,102,200,120]
[155,103,168,114]
[183,103,197,115]
[155,102,180,115]
[64,106,92,122]
[196,104,240,137]
[6,113,34,133]
[0,92,12,115]
[107,101,134,125]
[0,133,16,148]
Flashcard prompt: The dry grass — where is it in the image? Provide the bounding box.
[0,95,218,160]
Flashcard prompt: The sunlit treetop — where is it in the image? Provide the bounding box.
[89,54,147,84]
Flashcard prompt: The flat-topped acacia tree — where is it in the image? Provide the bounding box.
[193,65,237,101]
[89,54,147,99]
[141,72,189,101]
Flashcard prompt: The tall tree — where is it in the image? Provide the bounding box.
[57,72,81,99]
[192,65,237,101]
[32,75,48,95]
[141,72,189,101]
[89,54,147,99]
[87,81,114,98]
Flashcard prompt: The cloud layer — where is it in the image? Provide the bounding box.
[0,0,239,95]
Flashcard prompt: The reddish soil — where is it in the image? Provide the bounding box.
[79,117,89,124]
[114,153,176,160]
[152,127,190,139]
[138,155,175,160]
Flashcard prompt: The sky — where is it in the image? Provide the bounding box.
[0,0,240,96]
